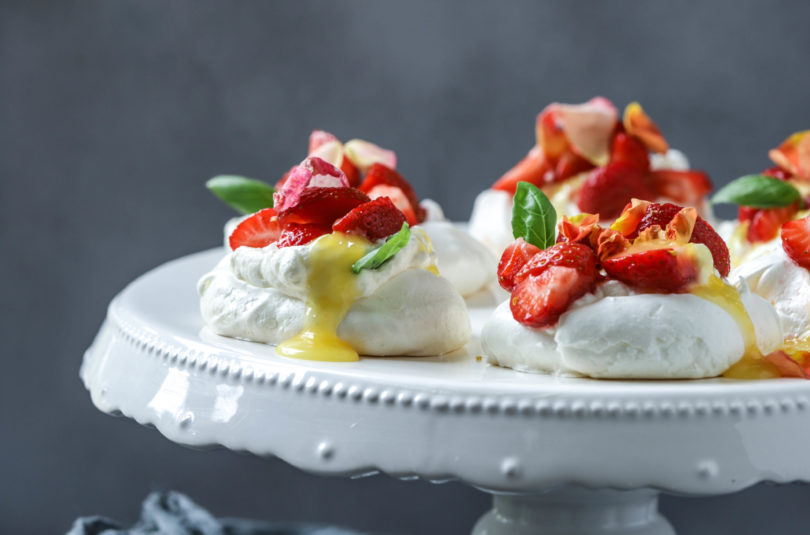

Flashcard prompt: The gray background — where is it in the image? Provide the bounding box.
[2,1,810,533]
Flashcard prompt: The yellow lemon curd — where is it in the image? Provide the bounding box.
[690,275,780,379]
[276,232,369,362]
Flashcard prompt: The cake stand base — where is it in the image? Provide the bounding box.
[472,488,675,535]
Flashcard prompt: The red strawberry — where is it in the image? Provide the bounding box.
[332,197,406,241]
[277,187,369,227]
[514,242,597,288]
[762,165,793,180]
[229,208,281,250]
[742,203,799,243]
[631,202,731,277]
[366,184,418,225]
[781,216,810,269]
[554,149,595,182]
[359,163,426,223]
[610,131,650,171]
[646,169,712,205]
[277,223,331,248]
[602,247,699,292]
[492,146,554,194]
[576,161,654,219]
[508,242,597,327]
[340,157,361,187]
[510,265,596,328]
[497,238,542,291]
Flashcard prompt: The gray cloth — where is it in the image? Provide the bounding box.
[67,491,370,535]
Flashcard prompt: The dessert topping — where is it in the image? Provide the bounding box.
[622,102,668,154]
[769,130,810,180]
[781,215,810,270]
[493,97,713,215]
[332,197,408,242]
[576,161,654,219]
[228,207,281,250]
[623,201,731,276]
[359,163,427,225]
[206,175,276,215]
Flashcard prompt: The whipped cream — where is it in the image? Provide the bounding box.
[733,243,810,341]
[199,229,471,356]
[482,280,781,379]
[223,197,496,298]
[468,148,705,256]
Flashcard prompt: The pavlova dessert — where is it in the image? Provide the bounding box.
[482,183,788,379]
[198,156,471,361]
[208,130,495,297]
[721,130,810,377]
[713,130,810,266]
[469,97,712,255]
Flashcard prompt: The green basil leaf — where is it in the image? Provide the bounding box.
[511,182,557,249]
[352,223,411,274]
[711,174,801,208]
[206,175,275,214]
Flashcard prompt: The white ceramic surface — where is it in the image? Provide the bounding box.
[81,248,810,534]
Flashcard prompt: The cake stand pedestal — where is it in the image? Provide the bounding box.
[81,250,810,535]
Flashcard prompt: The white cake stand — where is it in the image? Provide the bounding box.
[82,249,810,535]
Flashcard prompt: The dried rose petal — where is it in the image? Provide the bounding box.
[763,351,809,379]
[273,157,348,211]
[344,139,397,172]
[308,139,344,168]
[769,130,810,181]
[556,97,618,166]
[623,102,669,154]
[308,129,339,154]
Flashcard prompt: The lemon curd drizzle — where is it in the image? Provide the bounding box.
[276,232,369,362]
[690,275,780,379]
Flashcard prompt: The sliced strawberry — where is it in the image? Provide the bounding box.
[555,149,595,181]
[278,187,369,227]
[610,131,650,171]
[514,242,597,288]
[341,157,361,187]
[576,161,654,219]
[308,130,339,153]
[332,197,406,241]
[497,238,542,291]
[743,203,800,243]
[359,163,426,223]
[762,165,793,180]
[366,184,418,225]
[646,169,712,205]
[492,146,553,194]
[277,223,331,248]
[229,208,281,250]
[510,265,596,328]
[781,216,810,270]
[602,247,698,292]
[631,202,731,276]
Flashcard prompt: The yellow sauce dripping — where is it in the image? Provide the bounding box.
[414,229,440,276]
[690,276,780,379]
[276,232,369,362]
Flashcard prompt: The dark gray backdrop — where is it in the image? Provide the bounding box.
[2,1,810,534]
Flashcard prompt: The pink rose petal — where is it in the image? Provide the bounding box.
[308,129,339,154]
[274,157,349,211]
[557,96,618,166]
